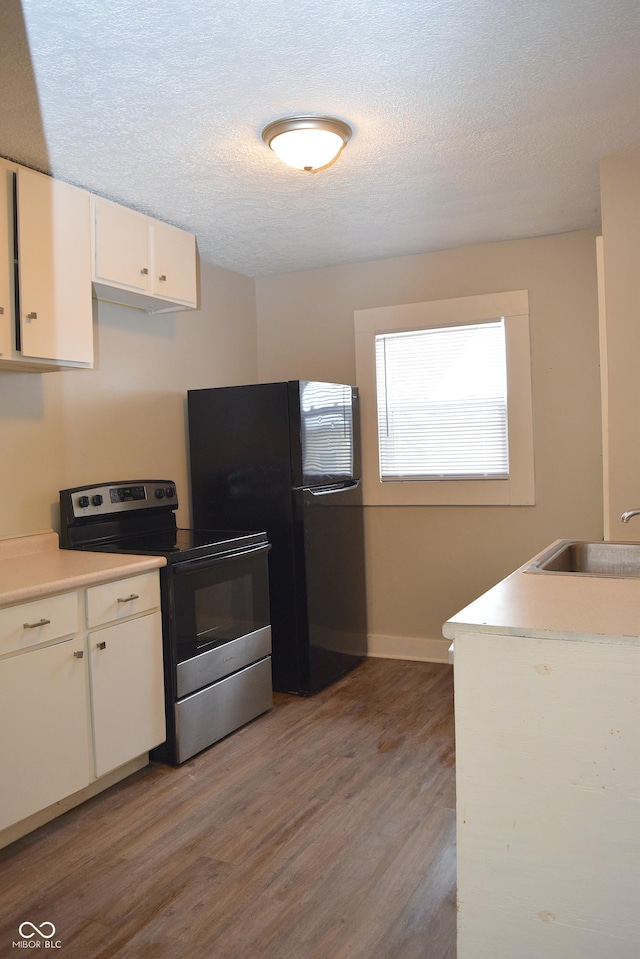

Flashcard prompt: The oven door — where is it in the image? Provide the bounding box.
[172,543,272,698]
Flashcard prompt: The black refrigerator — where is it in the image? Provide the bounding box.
[187,380,368,695]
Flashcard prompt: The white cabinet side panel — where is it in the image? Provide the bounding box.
[454,631,640,959]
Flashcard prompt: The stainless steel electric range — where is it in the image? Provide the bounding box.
[59,480,272,764]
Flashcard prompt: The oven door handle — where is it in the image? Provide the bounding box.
[172,542,271,574]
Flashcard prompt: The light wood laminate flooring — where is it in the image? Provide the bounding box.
[0,658,456,958]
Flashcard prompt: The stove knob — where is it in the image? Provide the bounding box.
[165,487,175,498]
[92,494,103,506]
[78,495,90,508]
[155,488,165,499]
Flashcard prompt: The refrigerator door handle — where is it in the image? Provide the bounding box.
[304,479,360,496]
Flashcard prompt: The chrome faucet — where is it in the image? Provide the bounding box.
[621,509,640,523]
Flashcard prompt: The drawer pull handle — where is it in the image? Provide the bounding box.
[73,650,84,659]
[158,274,167,281]
[140,267,149,275]
[97,641,107,650]
[117,593,139,603]
[26,311,38,320]
[23,618,51,629]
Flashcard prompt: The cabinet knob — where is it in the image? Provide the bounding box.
[26,312,38,320]
[117,593,139,603]
[23,618,51,629]
[158,274,167,282]
[0,306,4,314]
[73,650,84,659]
[140,267,149,275]
[97,641,107,650]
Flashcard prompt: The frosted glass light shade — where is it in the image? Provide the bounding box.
[270,128,344,171]
[262,116,352,172]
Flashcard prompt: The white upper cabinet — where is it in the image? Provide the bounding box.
[0,159,198,374]
[0,165,12,358]
[151,219,197,305]
[92,195,197,313]
[17,166,94,366]
[0,159,94,372]
[93,197,150,295]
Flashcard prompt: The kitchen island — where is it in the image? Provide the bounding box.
[444,541,640,959]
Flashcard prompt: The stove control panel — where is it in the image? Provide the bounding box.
[61,481,178,520]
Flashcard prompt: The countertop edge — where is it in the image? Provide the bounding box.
[442,620,640,646]
[0,535,166,609]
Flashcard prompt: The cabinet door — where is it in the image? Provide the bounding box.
[151,220,197,306]
[89,611,165,777]
[0,639,91,831]
[93,196,150,294]
[0,162,12,357]
[17,167,93,365]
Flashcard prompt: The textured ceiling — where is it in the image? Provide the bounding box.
[0,0,639,277]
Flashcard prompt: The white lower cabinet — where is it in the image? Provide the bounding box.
[0,637,91,832]
[0,571,165,839]
[90,611,165,777]
[453,629,640,959]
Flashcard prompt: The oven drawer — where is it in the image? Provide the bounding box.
[176,625,271,698]
[174,656,272,763]
[86,572,160,628]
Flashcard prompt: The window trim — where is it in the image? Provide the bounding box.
[354,290,535,506]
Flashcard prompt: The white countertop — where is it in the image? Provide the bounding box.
[443,540,640,644]
[0,531,166,608]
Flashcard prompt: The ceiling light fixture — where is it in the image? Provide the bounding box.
[262,116,352,172]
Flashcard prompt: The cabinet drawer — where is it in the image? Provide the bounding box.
[86,572,160,628]
[0,592,78,657]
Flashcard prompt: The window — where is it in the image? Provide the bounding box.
[354,290,534,506]
[376,320,509,481]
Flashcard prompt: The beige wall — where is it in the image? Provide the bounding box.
[599,154,640,539]
[0,259,258,537]
[256,230,603,657]
[0,228,606,659]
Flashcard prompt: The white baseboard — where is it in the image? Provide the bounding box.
[367,633,452,664]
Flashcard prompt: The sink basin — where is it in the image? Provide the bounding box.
[527,540,640,578]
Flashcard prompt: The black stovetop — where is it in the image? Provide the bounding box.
[77,528,268,563]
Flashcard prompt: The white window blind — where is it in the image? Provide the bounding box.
[375,320,509,481]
